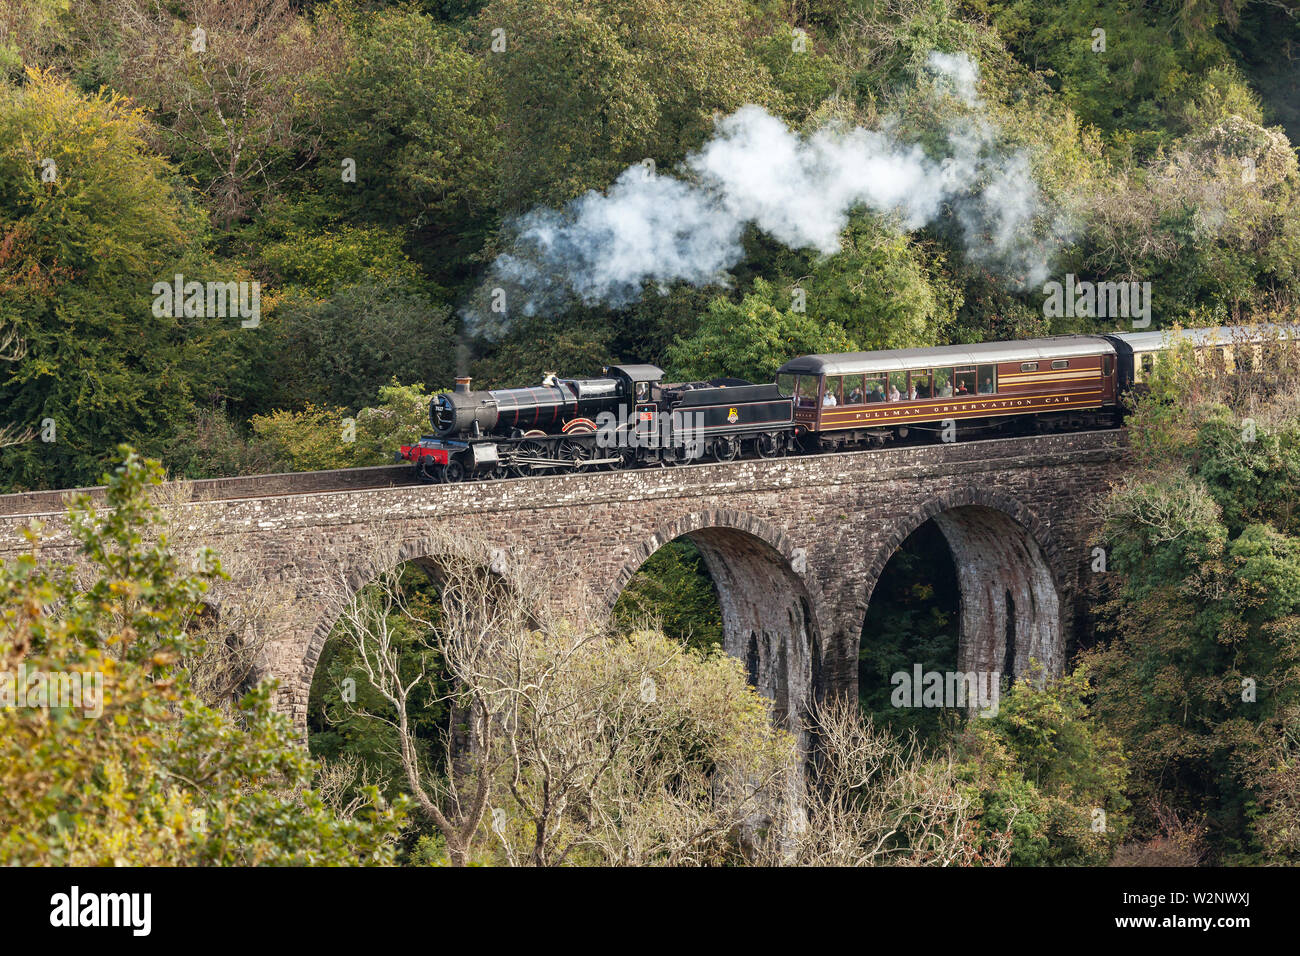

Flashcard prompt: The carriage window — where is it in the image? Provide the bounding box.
[1051,360,1069,370]
[843,375,866,404]
[822,375,843,406]
[793,375,817,408]
[1102,355,1113,376]
[977,365,997,394]
[909,370,932,400]
[1140,353,1155,377]
[1021,362,1038,372]
[776,373,796,397]
[954,366,976,395]
[933,367,954,397]
[863,376,886,403]
[888,371,906,401]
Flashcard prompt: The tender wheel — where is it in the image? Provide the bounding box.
[657,445,684,467]
[756,433,780,458]
[711,436,739,462]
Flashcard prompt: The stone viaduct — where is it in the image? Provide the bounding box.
[0,430,1126,737]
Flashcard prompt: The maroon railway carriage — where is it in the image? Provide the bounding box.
[776,335,1120,447]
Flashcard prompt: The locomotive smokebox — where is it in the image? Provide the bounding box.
[431,388,499,437]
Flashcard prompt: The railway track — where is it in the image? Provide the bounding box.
[0,427,1123,520]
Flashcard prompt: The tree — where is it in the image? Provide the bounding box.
[0,70,253,491]
[249,381,431,472]
[0,448,404,864]
[312,5,500,282]
[478,0,782,212]
[322,531,795,866]
[1083,333,1300,861]
[665,278,859,383]
[98,0,346,226]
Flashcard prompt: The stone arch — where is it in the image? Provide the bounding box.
[608,509,825,740]
[861,490,1069,685]
[289,533,511,732]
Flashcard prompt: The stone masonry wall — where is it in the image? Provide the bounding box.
[0,431,1127,732]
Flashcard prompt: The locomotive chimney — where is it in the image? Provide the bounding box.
[454,376,471,394]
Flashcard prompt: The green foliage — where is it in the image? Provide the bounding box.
[956,666,1130,866]
[666,278,859,383]
[1086,363,1300,861]
[309,566,451,805]
[0,448,404,864]
[251,381,432,472]
[479,0,783,212]
[312,6,499,279]
[612,539,724,652]
[271,277,455,411]
[0,71,255,491]
[859,521,960,743]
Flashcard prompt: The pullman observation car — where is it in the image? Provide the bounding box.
[776,335,1120,448]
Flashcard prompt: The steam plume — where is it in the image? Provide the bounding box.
[467,51,1070,340]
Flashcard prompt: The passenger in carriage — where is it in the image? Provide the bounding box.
[888,382,901,402]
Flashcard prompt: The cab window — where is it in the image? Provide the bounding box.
[776,373,796,397]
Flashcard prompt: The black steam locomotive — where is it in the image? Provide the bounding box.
[399,365,795,482]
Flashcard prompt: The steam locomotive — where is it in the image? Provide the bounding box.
[399,365,794,481]
[398,326,1290,483]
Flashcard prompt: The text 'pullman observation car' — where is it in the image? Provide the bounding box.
[777,335,1121,447]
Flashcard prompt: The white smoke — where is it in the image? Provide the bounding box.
[469,51,1070,337]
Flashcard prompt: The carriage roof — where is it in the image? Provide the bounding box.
[777,335,1115,377]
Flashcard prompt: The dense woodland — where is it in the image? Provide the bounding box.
[2,0,1300,865]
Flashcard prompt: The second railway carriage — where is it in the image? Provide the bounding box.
[777,335,1120,448]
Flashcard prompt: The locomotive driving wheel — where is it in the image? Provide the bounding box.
[510,440,545,477]
[559,437,594,469]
